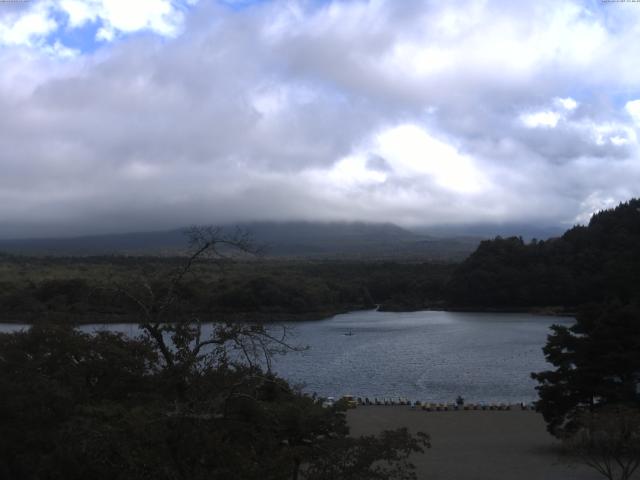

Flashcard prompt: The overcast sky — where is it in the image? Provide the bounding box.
[1,0,640,238]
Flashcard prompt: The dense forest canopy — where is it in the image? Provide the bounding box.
[447,199,640,309]
[0,258,453,323]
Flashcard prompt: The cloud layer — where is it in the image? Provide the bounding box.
[1,0,640,237]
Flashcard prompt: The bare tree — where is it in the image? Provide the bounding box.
[563,405,640,480]
[114,225,296,372]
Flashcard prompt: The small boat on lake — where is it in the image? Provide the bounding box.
[344,329,354,336]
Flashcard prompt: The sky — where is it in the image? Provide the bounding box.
[1,0,640,238]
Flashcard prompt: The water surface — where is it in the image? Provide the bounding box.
[0,310,572,403]
[270,310,572,403]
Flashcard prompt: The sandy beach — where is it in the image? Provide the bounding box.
[347,406,634,480]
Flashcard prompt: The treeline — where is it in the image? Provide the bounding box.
[4,198,638,320]
[0,258,453,322]
[447,199,640,308]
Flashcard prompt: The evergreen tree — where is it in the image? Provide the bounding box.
[532,303,640,435]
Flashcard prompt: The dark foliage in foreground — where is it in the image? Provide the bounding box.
[448,199,640,308]
[532,303,640,436]
[0,225,430,480]
[0,325,429,480]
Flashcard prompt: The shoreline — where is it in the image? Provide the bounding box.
[0,307,360,325]
[0,304,576,325]
[432,305,576,317]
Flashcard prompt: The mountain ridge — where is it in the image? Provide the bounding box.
[0,221,480,260]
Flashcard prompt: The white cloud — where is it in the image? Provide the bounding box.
[625,99,640,125]
[88,0,185,40]
[1,0,640,236]
[0,2,58,47]
[520,97,579,129]
[313,154,387,191]
[59,0,98,28]
[554,97,578,111]
[521,110,562,129]
[574,191,619,224]
[0,0,188,53]
[610,135,629,146]
[588,121,637,147]
[374,124,489,194]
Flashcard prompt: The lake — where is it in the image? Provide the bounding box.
[0,310,573,404]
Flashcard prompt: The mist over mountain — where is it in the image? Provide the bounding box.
[0,221,481,261]
[415,223,565,241]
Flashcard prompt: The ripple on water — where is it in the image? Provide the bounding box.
[0,310,573,403]
[271,310,573,403]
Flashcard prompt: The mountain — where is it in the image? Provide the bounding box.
[447,199,640,308]
[0,230,187,256]
[0,221,481,260]
[414,222,565,241]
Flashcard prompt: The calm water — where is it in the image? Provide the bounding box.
[0,310,573,403]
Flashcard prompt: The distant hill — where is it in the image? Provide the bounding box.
[447,199,640,308]
[0,230,187,256]
[415,222,564,241]
[0,221,480,261]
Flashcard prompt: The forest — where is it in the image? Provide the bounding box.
[1,199,640,322]
[447,199,640,309]
[0,256,453,323]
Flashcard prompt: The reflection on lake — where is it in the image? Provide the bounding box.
[0,310,573,403]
